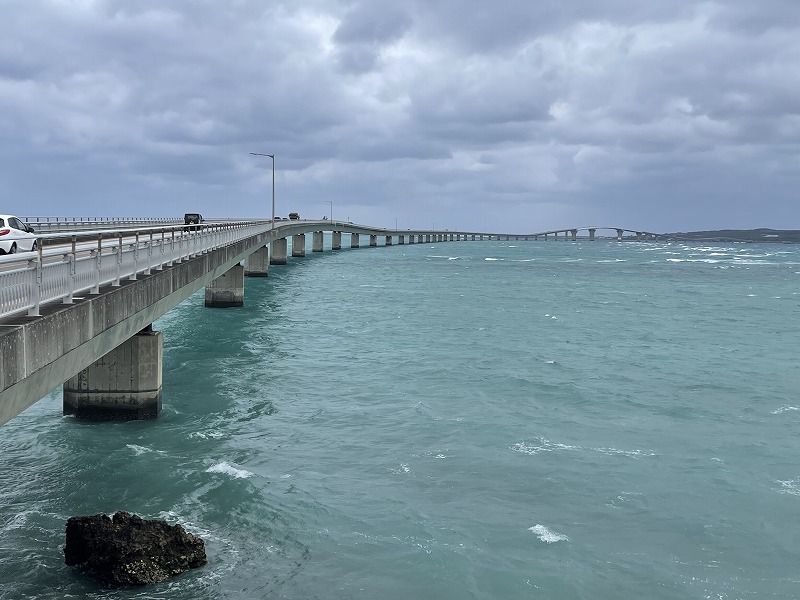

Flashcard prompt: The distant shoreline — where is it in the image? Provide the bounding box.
[659,228,800,243]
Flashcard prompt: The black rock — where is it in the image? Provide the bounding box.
[64,511,207,586]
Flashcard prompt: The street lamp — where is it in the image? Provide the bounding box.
[327,201,333,221]
[250,152,275,227]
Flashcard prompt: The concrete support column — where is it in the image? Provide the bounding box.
[589,228,596,241]
[271,237,288,264]
[571,229,578,241]
[534,235,538,241]
[370,235,378,247]
[244,247,269,277]
[408,235,415,244]
[313,231,324,252]
[472,234,476,241]
[63,328,163,420]
[616,229,624,241]
[426,234,431,242]
[205,264,244,307]
[636,231,643,241]
[385,235,392,246]
[399,235,405,245]
[332,231,342,250]
[292,233,306,257]
[544,234,548,241]
[352,233,360,248]
[418,235,424,243]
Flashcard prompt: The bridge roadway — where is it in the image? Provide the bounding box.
[0,219,659,426]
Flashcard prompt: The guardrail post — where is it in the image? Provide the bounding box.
[63,237,76,304]
[145,231,153,274]
[26,257,42,317]
[130,233,139,280]
[112,233,122,286]
[155,229,164,270]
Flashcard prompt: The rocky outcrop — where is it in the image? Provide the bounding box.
[64,511,207,586]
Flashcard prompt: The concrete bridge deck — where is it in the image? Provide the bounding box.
[0,219,660,426]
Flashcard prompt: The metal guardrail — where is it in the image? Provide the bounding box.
[19,217,181,233]
[0,221,272,320]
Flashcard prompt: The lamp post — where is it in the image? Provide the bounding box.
[250,152,275,227]
[327,201,333,221]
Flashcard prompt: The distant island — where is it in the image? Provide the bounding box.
[657,228,800,243]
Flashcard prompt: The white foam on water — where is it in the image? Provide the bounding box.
[484,257,502,261]
[513,439,652,459]
[512,439,578,455]
[447,256,460,260]
[776,480,800,495]
[126,444,166,456]
[4,511,31,530]
[206,461,254,479]
[391,463,411,474]
[528,524,569,543]
[189,430,225,439]
[772,406,800,415]
[595,447,655,458]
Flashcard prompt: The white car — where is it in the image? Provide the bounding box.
[0,215,38,254]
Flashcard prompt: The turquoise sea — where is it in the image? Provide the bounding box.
[1,237,799,599]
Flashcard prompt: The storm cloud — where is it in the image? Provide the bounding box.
[0,0,796,232]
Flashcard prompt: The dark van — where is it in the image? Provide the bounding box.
[288,212,300,220]
[184,213,203,231]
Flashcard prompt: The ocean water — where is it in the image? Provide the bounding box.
[1,238,799,599]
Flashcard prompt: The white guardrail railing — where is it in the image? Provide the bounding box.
[0,221,272,320]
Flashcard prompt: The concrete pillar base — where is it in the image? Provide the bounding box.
[270,237,288,264]
[313,231,324,252]
[332,231,342,250]
[352,233,360,248]
[205,264,244,307]
[244,247,269,277]
[63,329,163,420]
[292,233,306,257]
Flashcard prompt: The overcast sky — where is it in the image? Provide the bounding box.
[0,0,797,233]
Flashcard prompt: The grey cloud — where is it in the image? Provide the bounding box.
[0,0,797,231]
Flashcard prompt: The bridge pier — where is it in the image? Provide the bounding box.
[636,231,643,241]
[589,228,596,241]
[270,238,288,264]
[385,235,392,246]
[292,234,306,256]
[352,233,360,248]
[418,235,424,243]
[408,235,414,244]
[244,247,269,277]
[332,231,342,250]
[571,229,577,241]
[370,235,377,247]
[205,265,244,307]
[63,327,162,420]
[313,231,324,252]
[616,229,623,241]
[399,235,404,245]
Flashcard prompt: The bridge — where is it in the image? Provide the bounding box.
[0,219,659,426]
